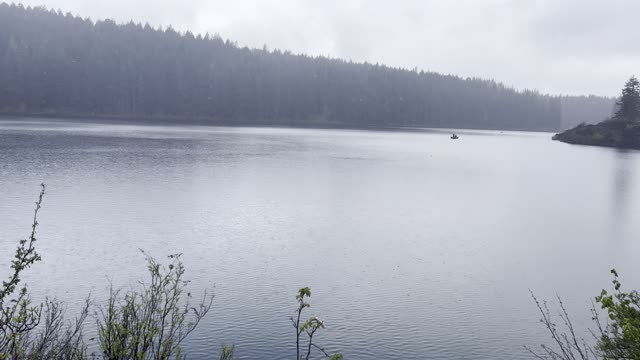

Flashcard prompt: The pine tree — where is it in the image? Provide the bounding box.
[613,76,640,122]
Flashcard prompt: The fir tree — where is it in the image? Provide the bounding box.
[613,76,640,122]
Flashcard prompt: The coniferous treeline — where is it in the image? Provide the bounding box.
[0,3,612,131]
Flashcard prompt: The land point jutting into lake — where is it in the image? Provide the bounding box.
[554,76,640,149]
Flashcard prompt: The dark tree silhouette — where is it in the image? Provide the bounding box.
[613,76,640,122]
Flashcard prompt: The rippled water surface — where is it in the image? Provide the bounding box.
[1,119,640,359]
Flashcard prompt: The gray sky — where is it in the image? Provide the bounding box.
[17,0,640,97]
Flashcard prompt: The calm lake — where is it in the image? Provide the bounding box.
[1,119,640,359]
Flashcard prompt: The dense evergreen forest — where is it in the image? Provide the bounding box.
[0,3,614,131]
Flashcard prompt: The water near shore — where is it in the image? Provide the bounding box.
[1,119,640,359]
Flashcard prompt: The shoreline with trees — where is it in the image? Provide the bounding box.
[553,76,640,149]
[0,3,616,133]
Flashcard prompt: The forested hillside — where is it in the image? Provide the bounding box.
[0,3,612,131]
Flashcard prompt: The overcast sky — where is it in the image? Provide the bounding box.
[16,0,640,97]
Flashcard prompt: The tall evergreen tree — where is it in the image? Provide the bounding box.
[613,76,640,122]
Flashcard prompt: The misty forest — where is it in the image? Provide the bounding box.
[2,1,640,360]
[0,3,615,131]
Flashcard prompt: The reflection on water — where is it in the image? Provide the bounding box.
[610,150,635,243]
[1,119,640,359]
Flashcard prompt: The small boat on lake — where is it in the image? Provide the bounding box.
[451,133,459,140]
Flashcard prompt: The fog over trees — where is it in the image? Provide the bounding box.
[560,95,617,129]
[0,3,615,131]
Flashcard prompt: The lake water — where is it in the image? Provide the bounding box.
[1,119,640,359]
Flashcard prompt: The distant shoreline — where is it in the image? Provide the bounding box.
[0,112,559,134]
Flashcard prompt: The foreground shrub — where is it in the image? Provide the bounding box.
[528,270,640,359]
[291,287,342,360]
[96,252,214,360]
[0,185,214,359]
[1,185,341,359]
[595,269,640,359]
[0,184,89,359]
